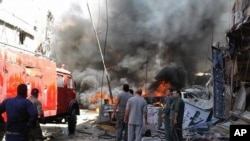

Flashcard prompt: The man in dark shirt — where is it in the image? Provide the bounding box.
[170,90,185,141]
[0,84,37,141]
[162,89,174,141]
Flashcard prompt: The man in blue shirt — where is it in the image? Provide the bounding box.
[0,84,37,141]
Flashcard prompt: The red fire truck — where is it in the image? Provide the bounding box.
[0,46,80,134]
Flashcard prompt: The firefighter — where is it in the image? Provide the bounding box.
[28,88,45,141]
[0,84,37,141]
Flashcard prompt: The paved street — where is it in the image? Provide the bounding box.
[41,109,167,141]
[41,109,117,141]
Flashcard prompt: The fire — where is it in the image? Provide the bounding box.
[154,81,171,97]
[90,91,117,105]
[143,80,171,97]
[96,108,99,113]
[141,88,148,97]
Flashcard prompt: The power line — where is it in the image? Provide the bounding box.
[87,2,113,104]
[100,0,110,102]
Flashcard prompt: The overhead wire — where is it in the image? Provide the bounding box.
[102,0,113,105]
[87,2,113,104]
[97,0,101,31]
[95,1,114,139]
[103,0,109,56]
[100,0,109,101]
[96,0,103,110]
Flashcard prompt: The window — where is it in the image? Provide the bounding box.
[25,67,42,78]
[67,76,73,89]
[19,31,26,44]
[57,74,64,88]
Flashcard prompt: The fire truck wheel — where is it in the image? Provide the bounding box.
[68,109,77,134]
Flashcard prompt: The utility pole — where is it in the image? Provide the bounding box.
[87,3,113,104]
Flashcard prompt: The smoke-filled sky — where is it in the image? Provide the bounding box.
[46,0,231,108]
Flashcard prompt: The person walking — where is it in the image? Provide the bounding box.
[170,90,185,141]
[111,84,132,141]
[28,88,45,141]
[124,88,148,141]
[162,89,175,141]
[0,84,37,141]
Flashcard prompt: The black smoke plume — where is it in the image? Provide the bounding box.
[49,0,229,107]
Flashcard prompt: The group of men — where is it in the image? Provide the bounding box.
[0,84,45,141]
[111,84,185,141]
[111,84,148,141]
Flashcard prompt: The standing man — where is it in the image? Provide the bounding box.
[162,89,174,141]
[0,84,37,141]
[124,88,148,141]
[128,89,134,95]
[170,90,185,141]
[28,88,45,141]
[111,84,132,141]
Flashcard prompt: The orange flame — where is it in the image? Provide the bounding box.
[96,108,99,113]
[154,81,171,97]
[144,80,171,97]
[90,91,117,105]
[141,88,148,97]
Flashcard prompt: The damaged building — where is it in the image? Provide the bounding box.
[217,0,250,117]
[157,0,250,140]
[199,0,250,140]
[98,1,250,140]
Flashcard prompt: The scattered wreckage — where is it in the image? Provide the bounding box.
[142,80,249,141]
[96,80,247,141]
[96,4,250,140]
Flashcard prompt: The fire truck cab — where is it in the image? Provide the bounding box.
[0,47,80,134]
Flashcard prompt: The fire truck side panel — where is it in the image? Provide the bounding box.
[4,49,25,98]
[56,73,68,114]
[0,48,4,101]
[56,71,76,115]
[66,76,76,109]
[0,47,58,118]
[39,59,57,117]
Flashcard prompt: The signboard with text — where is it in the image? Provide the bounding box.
[183,102,211,129]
